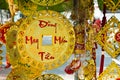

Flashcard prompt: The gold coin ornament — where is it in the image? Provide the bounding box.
[31,0,64,6]
[98,61,120,80]
[96,16,120,58]
[35,74,64,80]
[17,10,75,70]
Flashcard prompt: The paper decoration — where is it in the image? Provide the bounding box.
[96,16,120,58]
[16,10,75,71]
[98,61,120,80]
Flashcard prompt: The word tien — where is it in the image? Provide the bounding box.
[38,52,54,61]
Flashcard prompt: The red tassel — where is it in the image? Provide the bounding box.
[99,54,104,74]
[99,3,106,75]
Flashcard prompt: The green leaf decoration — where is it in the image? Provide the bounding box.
[0,0,9,9]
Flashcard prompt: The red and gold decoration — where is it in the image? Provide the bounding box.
[6,10,75,79]
[2,0,120,80]
[16,10,75,70]
[96,16,120,58]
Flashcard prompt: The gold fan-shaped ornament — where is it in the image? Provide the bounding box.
[16,10,75,70]
[96,16,120,58]
[31,0,64,6]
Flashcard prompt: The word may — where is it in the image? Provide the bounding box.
[25,36,39,49]
[38,52,54,61]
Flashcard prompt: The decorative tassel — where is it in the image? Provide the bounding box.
[99,52,104,75]
[99,3,106,75]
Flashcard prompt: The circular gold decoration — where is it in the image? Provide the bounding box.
[35,74,63,80]
[31,0,64,6]
[17,0,37,16]
[17,10,75,70]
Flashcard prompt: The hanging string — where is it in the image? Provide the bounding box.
[99,3,107,75]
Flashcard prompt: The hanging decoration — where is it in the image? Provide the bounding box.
[65,57,81,74]
[96,16,120,58]
[99,3,106,75]
[16,10,75,71]
[74,24,85,54]
[98,61,120,80]
[4,10,74,80]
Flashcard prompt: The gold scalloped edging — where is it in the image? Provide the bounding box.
[98,61,120,80]
[0,43,3,65]
[96,16,120,58]
[35,74,64,80]
[31,0,64,6]
[104,0,120,12]
[16,10,75,70]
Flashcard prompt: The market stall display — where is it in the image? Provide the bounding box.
[1,0,120,80]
